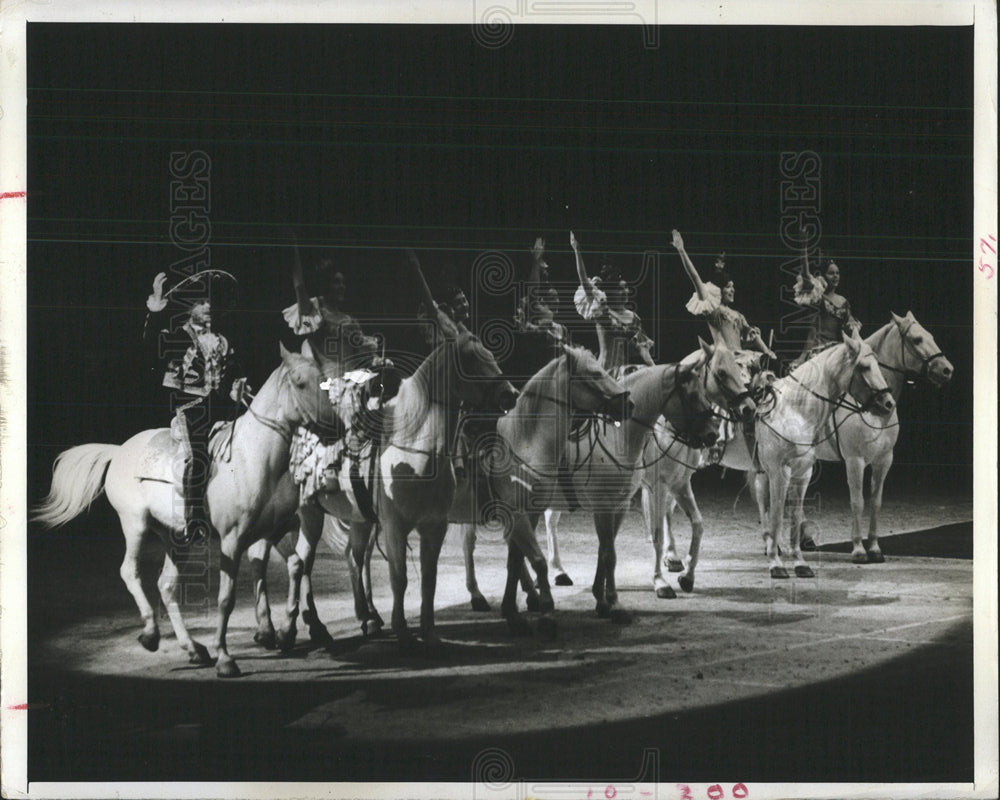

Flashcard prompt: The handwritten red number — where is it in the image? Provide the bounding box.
[707,784,724,800]
[732,784,749,799]
[605,786,617,799]
[588,790,593,799]
[677,784,694,800]
[979,256,995,279]
[979,235,996,279]
[981,235,997,257]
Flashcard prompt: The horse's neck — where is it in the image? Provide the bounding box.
[230,370,296,475]
[865,323,907,400]
[387,359,453,451]
[786,346,852,423]
[621,365,674,455]
[502,358,568,463]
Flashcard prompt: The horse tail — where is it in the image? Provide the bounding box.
[31,444,119,528]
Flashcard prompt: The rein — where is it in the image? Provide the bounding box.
[877,319,947,384]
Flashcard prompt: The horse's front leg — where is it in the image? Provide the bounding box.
[501,536,531,636]
[642,482,675,599]
[765,464,791,579]
[594,510,631,624]
[417,520,448,651]
[865,450,892,564]
[357,518,384,635]
[844,456,868,564]
[213,529,247,678]
[543,509,573,586]
[276,505,318,652]
[672,479,704,594]
[246,538,276,650]
[381,509,413,648]
[788,468,815,578]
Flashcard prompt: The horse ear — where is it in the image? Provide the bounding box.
[843,331,860,354]
[279,341,294,363]
[890,311,905,326]
[698,336,714,358]
[905,310,916,321]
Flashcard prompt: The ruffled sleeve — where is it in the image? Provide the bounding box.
[574,283,608,321]
[282,296,323,335]
[793,274,827,306]
[685,281,723,317]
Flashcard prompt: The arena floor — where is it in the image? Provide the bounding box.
[25,477,974,785]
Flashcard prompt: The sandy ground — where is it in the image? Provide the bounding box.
[25,478,974,783]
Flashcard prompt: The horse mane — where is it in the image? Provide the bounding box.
[864,321,896,354]
[621,362,674,417]
[386,342,438,439]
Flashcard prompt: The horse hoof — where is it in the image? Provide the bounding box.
[188,642,212,666]
[539,597,555,614]
[595,601,611,618]
[852,551,868,565]
[800,536,817,552]
[275,627,297,653]
[794,565,815,578]
[362,619,383,638]
[554,573,574,587]
[253,629,277,650]
[770,566,790,579]
[678,574,695,594]
[666,559,684,573]
[506,614,532,637]
[526,594,541,612]
[216,658,242,679]
[309,624,334,646]
[655,584,676,599]
[536,615,558,640]
[137,630,160,652]
[470,596,492,612]
[867,550,885,564]
[609,607,633,625]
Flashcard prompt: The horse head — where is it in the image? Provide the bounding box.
[563,345,633,422]
[278,343,342,432]
[443,331,519,414]
[890,311,954,387]
[844,332,895,417]
[698,337,756,424]
[665,359,719,448]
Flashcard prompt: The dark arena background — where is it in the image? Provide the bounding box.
[22,22,975,789]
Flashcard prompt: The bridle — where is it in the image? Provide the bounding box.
[243,367,340,444]
[877,318,947,384]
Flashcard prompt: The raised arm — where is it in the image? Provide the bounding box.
[670,229,709,301]
[570,231,597,299]
[290,237,313,317]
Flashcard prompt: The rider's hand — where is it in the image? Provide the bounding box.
[569,231,579,252]
[229,377,248,402]
[146,272,168,313]
[670,229,684,251]
[532,237,545,260]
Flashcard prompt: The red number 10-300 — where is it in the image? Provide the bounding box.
[677,783,749,800]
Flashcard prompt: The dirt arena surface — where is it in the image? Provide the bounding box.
[26,478,974,784]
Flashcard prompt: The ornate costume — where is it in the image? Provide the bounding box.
[282,295,379,378]
[791,274,861,366]
[573,281,653,374]
[685,281,764,383]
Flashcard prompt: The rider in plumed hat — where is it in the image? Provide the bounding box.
[143,269,248,546]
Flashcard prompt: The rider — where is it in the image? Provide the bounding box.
[670,230,777,383]
[513,237,569,382]
[283,249,394,499]
[571,231,655,374]
[791,246,861,368]
[144,269,247,545]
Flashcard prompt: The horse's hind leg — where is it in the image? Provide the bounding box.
[247,538,277,650]
[276,505,320,652]
[788,471,815,578]
[354,519,382,637]
[158,552,212,665]
[643,482,675,599]
[865,451,892,563]
[120,521,160,651]
[462,523,491,612]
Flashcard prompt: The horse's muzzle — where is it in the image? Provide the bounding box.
[927,357,954,387]
[602,391,633,423]
[736,397,756,424]
[866,389,895,417]
[699,428,719,447]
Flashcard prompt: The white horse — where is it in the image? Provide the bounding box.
[756,332,895,578]
[31,346,339,677]
[269,325,519,651]
[541,347,722,623]
[461,345,634,633]
[755,311,953,563]
[541,341,755,599]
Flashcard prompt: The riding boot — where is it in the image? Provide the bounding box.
[181,451,211,546]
